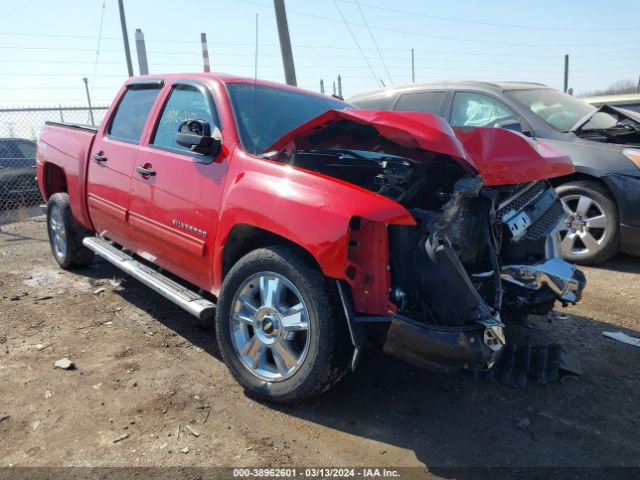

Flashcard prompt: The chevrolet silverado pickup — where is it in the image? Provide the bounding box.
[37,73,585,403]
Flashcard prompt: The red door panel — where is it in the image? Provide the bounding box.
[129,146,228,290]
[86,136,138,247]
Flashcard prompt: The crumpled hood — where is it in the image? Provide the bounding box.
[264,109,469,164]
[263,109,574,186]
[454,127,575,185]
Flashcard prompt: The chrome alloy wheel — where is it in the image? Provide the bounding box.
[230,272,311,382]
[48,204,67,261]
[559,194,609,257]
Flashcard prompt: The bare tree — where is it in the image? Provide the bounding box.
[579,79,638,97]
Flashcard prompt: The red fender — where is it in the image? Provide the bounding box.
[212,150,415,296]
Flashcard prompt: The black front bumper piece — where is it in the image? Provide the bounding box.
[383,315,504,373]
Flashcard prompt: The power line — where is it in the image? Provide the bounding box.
[1,44,636,65]
[0,57,557,66]
[1,59,633,74]
[0,100,114,103]
[0,45,122,53]
[1,70,636,81]
[233,0,638,48]
[353,0,392,85]
[0,31,256,48]
[337,0,637,32]
[92,0,107,86]
[0,31,637,57]
[0,86,121,90]
[0,73,128,78]
[0,31,123,41]
[331,0,379,85]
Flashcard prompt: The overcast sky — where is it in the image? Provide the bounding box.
[1,0,638,106]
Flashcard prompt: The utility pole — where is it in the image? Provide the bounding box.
[273,0,297,86]
[201,33,211,73]
[135,29,149,75]
[563,54,569,93]
[82,78,95,126]
[337,75,342,98]
[254,14,259,80]
[118,0,134,77]
[637,74,640,94]
[411,48,415,83]
[320,79,324,94]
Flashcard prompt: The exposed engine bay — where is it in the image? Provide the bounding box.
[267,110,585,373]
[572,104,640,146]
[281,146,586,372]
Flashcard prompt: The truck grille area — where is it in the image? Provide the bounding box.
[496,181,546,223]
[496,181,563,242]
[525,200,563,240]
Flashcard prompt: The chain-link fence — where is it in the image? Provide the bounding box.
[0,105,108,225]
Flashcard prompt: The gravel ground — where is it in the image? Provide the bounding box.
[1,217,639,477]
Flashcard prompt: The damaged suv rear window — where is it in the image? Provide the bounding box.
[227,83,348,155]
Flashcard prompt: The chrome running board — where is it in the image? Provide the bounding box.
[82,237,216,321]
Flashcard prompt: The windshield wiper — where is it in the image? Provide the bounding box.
[571,104,640,134]
[570,105,602,133]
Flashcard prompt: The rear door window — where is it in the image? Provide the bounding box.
[394,91,445,115]
[108,85,161,143]
[450,92,518,127]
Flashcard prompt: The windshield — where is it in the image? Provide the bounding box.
[227,83,348,154]
[506,88,600,132]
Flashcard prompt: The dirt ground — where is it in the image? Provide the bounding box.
[1,217,639,477]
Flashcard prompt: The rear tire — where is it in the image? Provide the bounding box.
[215,245,351,404]
[556,181,618,265]
[46,193,95,269]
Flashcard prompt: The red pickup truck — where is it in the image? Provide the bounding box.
[37,73,585,402]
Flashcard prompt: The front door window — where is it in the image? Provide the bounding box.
[450,92,518,128]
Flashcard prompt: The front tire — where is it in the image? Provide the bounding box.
[215,246,351,403]
[46,193,95,269]
[556,181,619,265]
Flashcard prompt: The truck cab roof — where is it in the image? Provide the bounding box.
[124,72,336,102]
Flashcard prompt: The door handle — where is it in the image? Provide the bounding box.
[92,153,108,162]
[136,165,156,177]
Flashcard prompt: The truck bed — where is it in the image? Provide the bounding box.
[43,121,98,133]
[37,121,98,229]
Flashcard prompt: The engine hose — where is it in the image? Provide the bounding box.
[482,192,503,310]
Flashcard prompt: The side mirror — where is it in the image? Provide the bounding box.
[495,120,522,132]
[176,119,221,157]
[494,117,534,137]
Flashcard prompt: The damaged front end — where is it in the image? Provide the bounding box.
[385,176,585,372]
[266,109,586,373]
